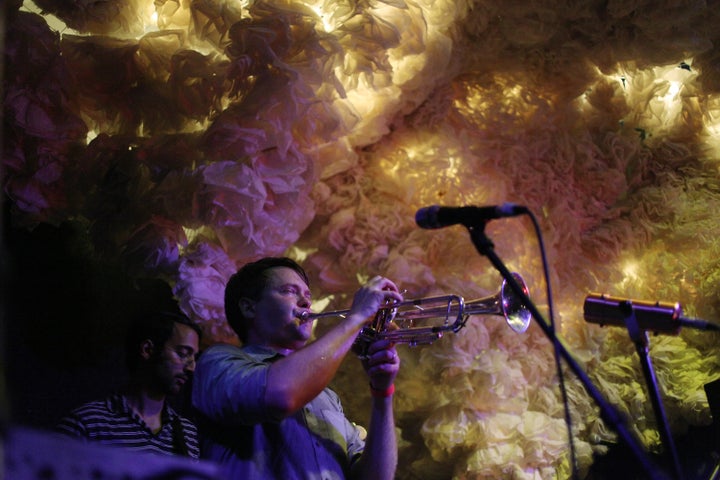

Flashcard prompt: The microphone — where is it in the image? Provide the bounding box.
[583,293,683,334]
[415,204,527,229]
[584,293,720,333]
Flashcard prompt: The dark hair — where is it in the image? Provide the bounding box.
[224,257,309,342]
[125,310,202,372]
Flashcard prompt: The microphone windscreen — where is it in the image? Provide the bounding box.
[415,205,441,229]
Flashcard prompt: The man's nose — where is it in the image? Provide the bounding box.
[184,356,197,372]
[298,296,311,308]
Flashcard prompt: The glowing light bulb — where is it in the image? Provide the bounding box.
[623,260,639,280]
[307,4,335,32]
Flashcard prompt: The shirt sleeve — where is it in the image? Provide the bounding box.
[55,411,88,439]
[324,388,365,462]
[192,345,278,425]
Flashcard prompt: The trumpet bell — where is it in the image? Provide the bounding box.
[501,272,532,333]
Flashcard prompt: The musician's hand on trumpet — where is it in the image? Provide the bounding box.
[346,275,404,323]
[360,338,400,393]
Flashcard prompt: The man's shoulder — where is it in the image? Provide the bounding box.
[204,343,242,353]
[67,396,117,416]
[56,395,123,435]
[200,343,273,361]
[199,343,242,361]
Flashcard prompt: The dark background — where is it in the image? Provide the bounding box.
[2,203,190,429]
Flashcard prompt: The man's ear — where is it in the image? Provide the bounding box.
[140,339,154,360]
[238,298,256,319]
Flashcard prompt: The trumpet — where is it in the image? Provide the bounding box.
[298,273,531,353]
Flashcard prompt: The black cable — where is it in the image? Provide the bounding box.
[525,210,580,479]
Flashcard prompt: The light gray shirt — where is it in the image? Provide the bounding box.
[192,344,365,479]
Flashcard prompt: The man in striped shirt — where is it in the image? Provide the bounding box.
[56,310,201,458]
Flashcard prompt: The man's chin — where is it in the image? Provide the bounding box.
[293,333,312,346]
[169,378,187,395]
[289,331,312,349]
[293,321,313,337]
[300,327,316,342]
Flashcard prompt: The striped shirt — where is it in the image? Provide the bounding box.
[56,393,200,458]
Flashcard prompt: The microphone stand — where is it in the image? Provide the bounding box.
[619,302,684,480]
[467,224,672,480]
[677,318,720,331]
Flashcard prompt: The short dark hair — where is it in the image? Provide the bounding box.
[225,257,309,343]
[125,310,202,372]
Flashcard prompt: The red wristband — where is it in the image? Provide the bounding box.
[370,384,395,398]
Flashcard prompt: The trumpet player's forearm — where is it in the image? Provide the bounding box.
[351,396,398,480]
[264,312,370,416]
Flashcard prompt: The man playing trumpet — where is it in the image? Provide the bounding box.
[191,256,403,480]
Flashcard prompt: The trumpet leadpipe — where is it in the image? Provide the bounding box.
[296,295,463,324]
[297,309,349,322]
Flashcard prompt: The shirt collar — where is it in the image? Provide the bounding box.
[109,392,179,422]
